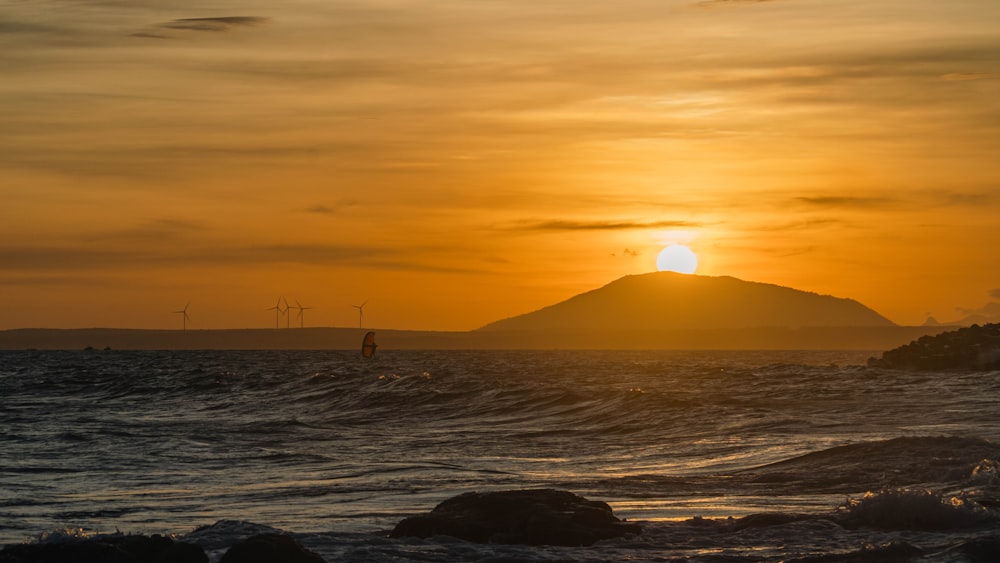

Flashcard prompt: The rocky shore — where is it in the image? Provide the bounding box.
[0,490,638,562]
[867,323,1000,370]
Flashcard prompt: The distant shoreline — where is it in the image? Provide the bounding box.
[0,326,956,351]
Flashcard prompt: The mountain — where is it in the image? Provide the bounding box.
[949,301,1000,326]
[478,272,895,331]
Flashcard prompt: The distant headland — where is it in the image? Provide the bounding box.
[0,273,957,350]
[480,272,894,331]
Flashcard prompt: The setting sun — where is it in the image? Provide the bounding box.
[656,245,698,274]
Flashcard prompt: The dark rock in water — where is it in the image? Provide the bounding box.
[110,534,207,563]
[390,488,641,546]
[219,534,324,563]
[0,534,207,563]
[835,489,993,531]
[0,541,134,563]
[956,538,1000,561]
[867,323,1000,370]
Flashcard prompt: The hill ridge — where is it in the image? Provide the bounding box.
[479,272,894,331]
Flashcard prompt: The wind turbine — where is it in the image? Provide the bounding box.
[295,300,313,328]
[173,303,190,330]
[266,297,284,329]
[352,300,367,329]
[283,296,292,329]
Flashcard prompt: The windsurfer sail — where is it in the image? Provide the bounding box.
[361,331,377,359]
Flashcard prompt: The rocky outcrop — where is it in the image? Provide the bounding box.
[219,534,324,563]
[0,534,207,563]
[0,533,326,563]
[390,489,640,546]
[868,323,1000,370]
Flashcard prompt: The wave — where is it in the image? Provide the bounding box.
[741,436,1000,493]
[836,488,993,531]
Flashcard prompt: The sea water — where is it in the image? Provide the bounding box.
[1,349,998,561]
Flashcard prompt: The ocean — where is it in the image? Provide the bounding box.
[1,349,998,561]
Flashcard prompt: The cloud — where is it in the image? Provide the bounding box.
[91,218,211,242]
[0,19,63,34]
[940,72,994,81]
[990,288,1000,300]
[698,0,778,6]
[0,275,108,287]
[160,16,270,32]
[757,218,845,232]
[512,219,701,231]
[0,242,481,275]
[795,196,899,209]
[306,205,335,214]
[937,192,997,207]
[305,200,359,214]
[129,31,170,40]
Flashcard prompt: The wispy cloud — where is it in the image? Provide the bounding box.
[305,200,359,214]
[511,219,701,231]
[697,0,778,6]
[936,192,997,207]
[990,288,1000,300]
[161,16,269,32]
[940,72,994,82]
[0,242,482,275]
[0,19,62,34]
[795,196,899,209]
[756,218,846,232]
[90,218,211,242]
[0,275,108,287]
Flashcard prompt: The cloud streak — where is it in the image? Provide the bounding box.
[795,196,899,209]
[0,241,483,276]
[698,0,778,6]
[160,16,269,32]
[305,200,359,214]
[510,219,702,232]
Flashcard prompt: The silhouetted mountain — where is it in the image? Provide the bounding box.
[479,272,895,331]
[949,302,1000,326]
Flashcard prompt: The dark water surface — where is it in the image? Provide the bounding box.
[2,350,999,561]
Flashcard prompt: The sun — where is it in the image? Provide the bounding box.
[656,244,698,274]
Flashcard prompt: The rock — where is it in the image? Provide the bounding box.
[0,542,134,563]
[868,323,1000,370]
[109,535,208,563]
[219,534,324,563]
[390,488,640,546]
[0,534,207,563]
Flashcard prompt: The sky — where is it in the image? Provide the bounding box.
[2,0,1000,331]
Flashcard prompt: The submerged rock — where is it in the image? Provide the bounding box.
[219,534,324,563]
[867,323,1000,370]
[835,489,993,531]
[390,488,640,546]
[0,534,207,563]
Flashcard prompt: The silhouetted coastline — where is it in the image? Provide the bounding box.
[868,323,1000,370]
[0,325,956,351]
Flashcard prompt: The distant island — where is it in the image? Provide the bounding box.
[0,273,956,351]
[480,272,894,331]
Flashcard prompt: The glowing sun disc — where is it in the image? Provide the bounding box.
[656,245,698,274]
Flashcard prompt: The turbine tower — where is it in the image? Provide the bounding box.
[283,296,292,329]
[266,297,284,329]
[295,300,313,328]
[352,300,367,329]
[173,303,190,330]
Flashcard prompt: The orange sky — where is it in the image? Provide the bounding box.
[2,0,999,330]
